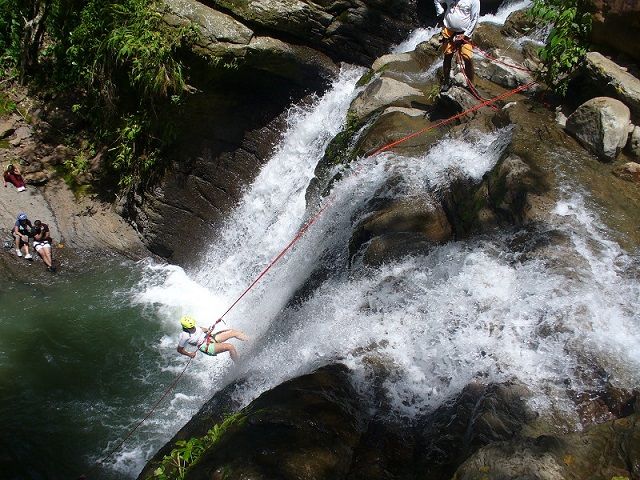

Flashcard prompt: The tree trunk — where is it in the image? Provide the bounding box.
[18,0,51,83]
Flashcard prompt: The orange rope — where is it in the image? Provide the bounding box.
[366,80,536,158]
[471,42,534,73]
[455,48,499,111]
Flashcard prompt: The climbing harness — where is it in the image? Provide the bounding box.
[81,45,538,478]
[199,333,219,356]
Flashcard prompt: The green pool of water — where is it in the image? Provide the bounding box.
[0,259,174,480]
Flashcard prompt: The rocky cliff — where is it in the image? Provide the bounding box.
[120,0,430,264]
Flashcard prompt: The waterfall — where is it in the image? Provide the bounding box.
[118,1,640,476]
[392,0,533,54]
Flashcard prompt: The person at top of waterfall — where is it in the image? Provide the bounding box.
[3,164,26,192]
[11,213,33,259]
[177,316,248,361]
[434,0,480,92]
[32,220,55,272]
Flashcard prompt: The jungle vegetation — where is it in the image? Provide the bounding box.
[0,0,197,187]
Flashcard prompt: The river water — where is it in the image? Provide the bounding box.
[2,2,639,479]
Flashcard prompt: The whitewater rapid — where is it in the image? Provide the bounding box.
[113,0,639,475]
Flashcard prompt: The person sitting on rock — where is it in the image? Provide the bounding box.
[177,315,248,362]
[12,213,33,259]
[32,219,55,272]
[434,0,480,92]
[3,164,26,192]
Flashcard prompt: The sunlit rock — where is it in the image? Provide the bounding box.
[628,125,640,158]
[350,77,425,121]
[565,97,631,161]
[583,52,640,120]
[613,162,640,183]
[350,197,452,265]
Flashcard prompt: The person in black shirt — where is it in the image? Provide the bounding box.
[33,219,55,272]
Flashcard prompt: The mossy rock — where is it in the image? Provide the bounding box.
[182,364,367,480]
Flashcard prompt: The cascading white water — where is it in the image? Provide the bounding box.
[113,66,366,474]
[121,0,640,475]
[392,0,533,54]
[481,0,532,25]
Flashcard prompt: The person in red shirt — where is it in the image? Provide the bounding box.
[33,219,55,272]
[3,164,26,192]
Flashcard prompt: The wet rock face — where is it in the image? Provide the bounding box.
[453,415,640,480]
[350,196,453,265]
[141,363,638,480]
[613,161,640,183]
[129,0,431,263]
[415,382,537,480]
[140,364,545,480]
[125,69,300,263]
[181,365,368,480]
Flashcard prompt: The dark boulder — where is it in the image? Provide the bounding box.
[139,364,369,480]
[201,0,425,66]
[453,414,640,480]
[415,382,538,480]
[349,196,453,265]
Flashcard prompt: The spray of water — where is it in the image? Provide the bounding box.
[391,0,533,54]
[119,3,640,474]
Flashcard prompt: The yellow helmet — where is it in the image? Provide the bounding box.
[180,315,196,329]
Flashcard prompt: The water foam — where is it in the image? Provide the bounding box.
[391,0,532,54]
[116,66,366,473]
[123,6,640,472]
[481,0,532,25]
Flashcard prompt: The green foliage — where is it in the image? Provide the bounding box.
[60,0,198,187]
[0,0,22,67]
[66,0,197,104]
[530,0,592,96]
[356,69,375,88]
[1,0,199,188]
[57,143,94,196]
[65,151,91,177]
[108,112,162,187]
[150,413,244,480]
[0,92,16,115]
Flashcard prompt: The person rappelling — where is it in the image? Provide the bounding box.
[434,0,480,92]
[176,315,248,361]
